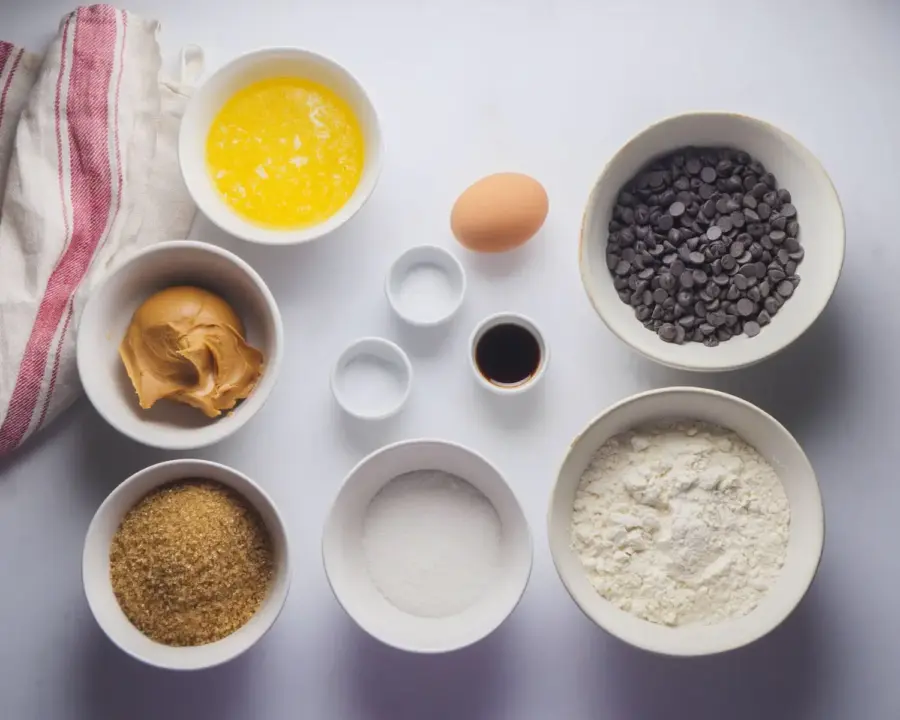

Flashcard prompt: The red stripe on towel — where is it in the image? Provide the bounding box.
[0,6,121,453]
[0,43,13,104]
[0,42,12,76]
[0,48,24,130]
[37,13,128,431]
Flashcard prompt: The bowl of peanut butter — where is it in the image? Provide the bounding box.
[77,240,283,449]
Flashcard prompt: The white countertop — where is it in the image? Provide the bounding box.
[0,1,896,718]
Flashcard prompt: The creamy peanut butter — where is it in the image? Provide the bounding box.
[119,286,264,418]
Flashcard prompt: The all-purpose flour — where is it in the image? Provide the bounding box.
[571,421,790,626]
[363,470,502,618]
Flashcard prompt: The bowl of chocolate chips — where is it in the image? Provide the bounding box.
[580,112,845,372]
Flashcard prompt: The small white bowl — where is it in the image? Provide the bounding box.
[580,112,845,372]
[548,387,824,657]
[330,337,412,421]
[385,245,466,327]
[77,240,283,450]
[83,459,291,671]
[179,47,383,246]
[323,439,532,653]
[469,312,549,395]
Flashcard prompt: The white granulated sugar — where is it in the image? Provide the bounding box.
[363,470,502,618]
[571,421,790,627]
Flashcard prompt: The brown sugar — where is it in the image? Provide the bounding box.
[109,480,274,646]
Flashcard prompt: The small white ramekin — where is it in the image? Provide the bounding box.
[385,245,466,327]
[468,312,549,395]
[330,337,413,421]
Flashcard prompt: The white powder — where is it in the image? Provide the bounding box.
[571,421,790,627]
[335,354,407,417]
[394,262,457,323]
[363,470,502,617]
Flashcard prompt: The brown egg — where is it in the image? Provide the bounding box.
[451,173,548,252]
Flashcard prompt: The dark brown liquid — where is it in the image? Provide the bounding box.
[475,323,541,387]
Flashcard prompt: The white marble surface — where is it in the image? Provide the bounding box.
[0,1,897,718]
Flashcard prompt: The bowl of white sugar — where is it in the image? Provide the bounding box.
[323,439,532,653]
[548,387,823,656]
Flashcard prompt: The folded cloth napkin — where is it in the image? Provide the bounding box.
[0,4,200,456]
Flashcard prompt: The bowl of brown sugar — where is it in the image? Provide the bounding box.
[83,459,291,670]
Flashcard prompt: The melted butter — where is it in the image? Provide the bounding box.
[207,77,364,229]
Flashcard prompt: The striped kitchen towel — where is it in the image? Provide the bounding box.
[0,5,200,456]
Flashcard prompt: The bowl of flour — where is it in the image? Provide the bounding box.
[323,439,532,653]
[548,387,823,656]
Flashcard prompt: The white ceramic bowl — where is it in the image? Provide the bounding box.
[179,47,383,246]
[385,245,466,327]
[323,439,532,653]
[77,240,283,450]
[83,459,291,671]
[548,387,823,656]
[580,112,845,371]
[330,337,412,421]
[469,312,549,395]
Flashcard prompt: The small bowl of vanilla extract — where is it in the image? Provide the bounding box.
[469,313,548,395]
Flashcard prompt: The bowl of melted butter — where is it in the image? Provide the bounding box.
[77,241,283,449]
[180,48,383,245]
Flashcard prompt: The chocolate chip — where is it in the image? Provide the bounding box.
[736,298,756,316]
[658,323,678,342]
[669,201,686,218]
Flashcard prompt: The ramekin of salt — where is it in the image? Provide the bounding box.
[322,439,532,653]
[331,337,412,421]
[385,245,466,327]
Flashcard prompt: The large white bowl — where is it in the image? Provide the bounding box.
[83,459,292,671]
[323,439,533,653]
[179,47,383,246]
[77,240,283,450]
[548,387,824,656]
[580,112,845,371]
